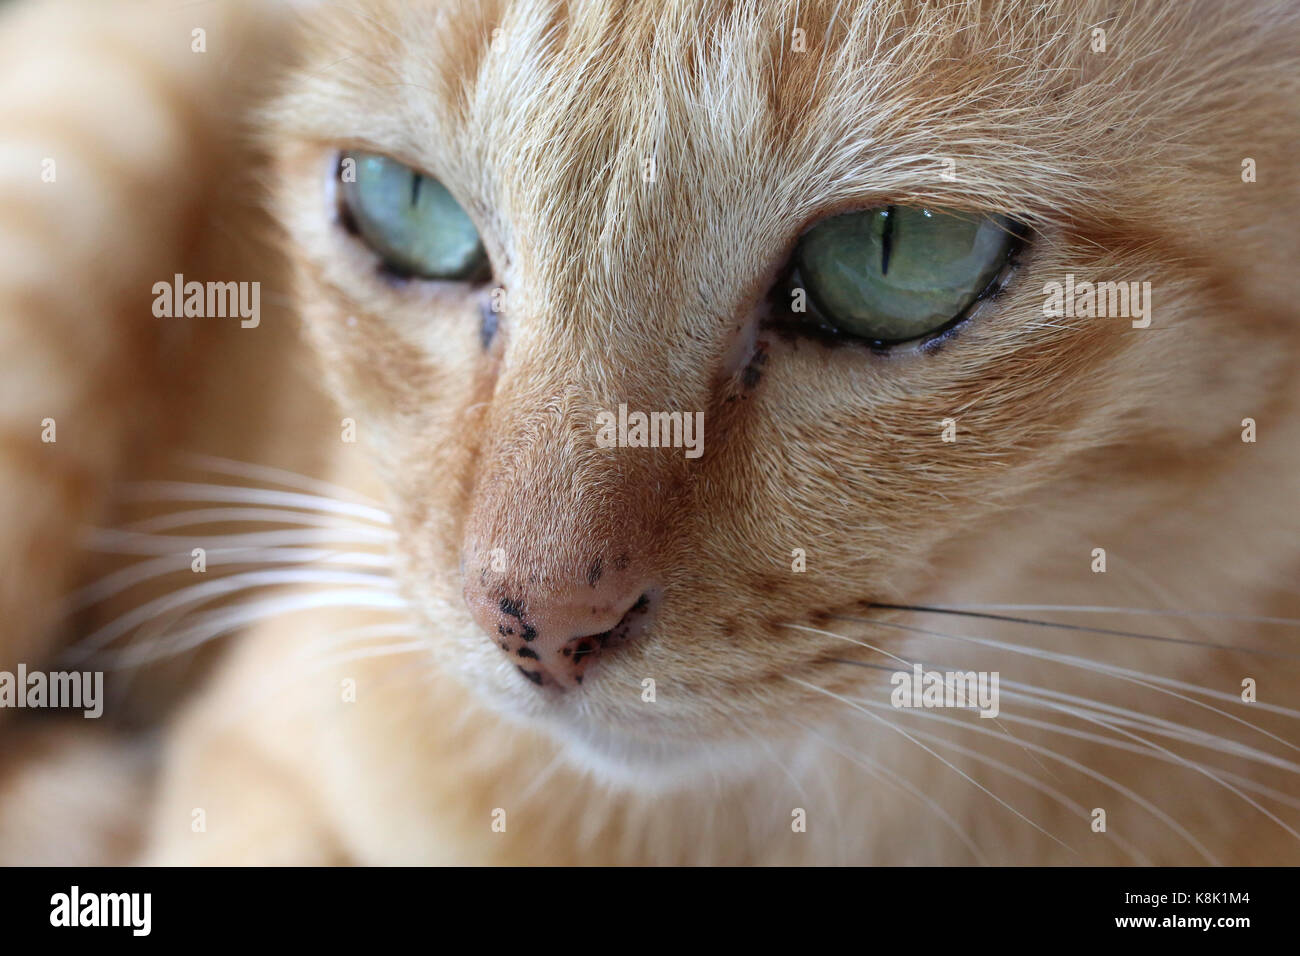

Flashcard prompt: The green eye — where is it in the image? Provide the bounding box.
[793,206,1022,345]
[339,151,488,281]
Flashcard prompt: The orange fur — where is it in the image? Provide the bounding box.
[1,0,1298,864]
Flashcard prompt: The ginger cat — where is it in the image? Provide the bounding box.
[1,0,1298,865]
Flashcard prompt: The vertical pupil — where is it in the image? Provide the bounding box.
[410,173,423,207]
[880,205,896,276]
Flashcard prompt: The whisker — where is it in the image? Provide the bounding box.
[304,623,422,651]
[838,616,1300,749]
[829,639,1300,771]
[195,622,432,734]
[752,715,850,865]
[1045,701,1300,843]
[897,602,1300,628]
[125,507,379,534]
[925,691,1298,813]
[785,622,910,666]
[87,527,394,555]
[179,454,383,507]
[994,681,1300,774]
[68,547,393,610]
[789,624,1059,780]
[94,589,411,669]
[314,639,430,666]
[833,688,1221,864]
[864,604,1300,661]
[825,657,1300,812]
[788,675,1077,856]
[828,650,1300,850]
[884,716,1150,865]
[785,715,990,865]
[69,569,399,659]
[735,723,812,805]
[119,481,392,526]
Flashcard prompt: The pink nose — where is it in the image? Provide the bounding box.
[463,563,657,689]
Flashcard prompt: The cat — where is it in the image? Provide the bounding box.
[1,0,1298,865]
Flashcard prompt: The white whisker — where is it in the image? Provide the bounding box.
[125,507,379,534]
[885,717,1151,865]
[196,623,431,734]
[789,675,1077,855]
[854,617,1300,747]
[99,589,411,668]
[786,715,990,865]
[314,640,430,666]
[71,569,400,659]
[87,527,395,555]
[68,547,393,610]
[120,481,392,526]
[1045,701,1300,843]
[736,723,811,804]
[841,695,1220,864]
[996,680,1300,774]
[179,454,383,507]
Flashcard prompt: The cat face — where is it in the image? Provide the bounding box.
[269,0,1296,781]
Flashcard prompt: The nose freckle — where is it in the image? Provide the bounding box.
[463,554,657,689]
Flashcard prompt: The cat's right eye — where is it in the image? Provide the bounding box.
[338,151,488,281]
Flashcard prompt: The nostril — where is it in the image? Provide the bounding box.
[559,591,655,678]
[460,535,661,689]
[475,585,658,690]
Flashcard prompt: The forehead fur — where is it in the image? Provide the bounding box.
[277,1,1296,218]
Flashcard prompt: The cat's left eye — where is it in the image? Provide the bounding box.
[338,151,488,281]
[793,206,1023,346]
